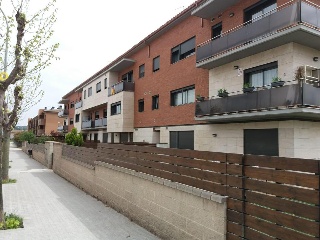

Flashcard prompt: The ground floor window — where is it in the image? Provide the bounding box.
[244,128,279,156]
[170,131,194,150]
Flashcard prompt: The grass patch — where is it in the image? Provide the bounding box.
[2,179,17,184]
[0,213,24,230]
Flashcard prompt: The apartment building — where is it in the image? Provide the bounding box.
[28,108,62,136]
[59,0,320,159]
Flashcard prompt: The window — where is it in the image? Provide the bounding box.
[75,114,80,123]
[88,87,92,97]
[171,86,195,106]
[244,129,279,156]
[152,95,159,110]
[95,111,99,119]
[96,82,101,93]
[84,90,86,99]
[139,64,145,78]
[70,118,74,125]
[122,70,133,82]
[153,56,160,72]
[138,99,144,112]
[103,109,107,118]
[104,78,108,89]
[244,0,277,23]
[212,22,222,39]
[244,62,278,87]
[171,37,195,64]
[170,131,194,150]
[70,102,75,108]
[94,133,98,142]
[111,102,121,115]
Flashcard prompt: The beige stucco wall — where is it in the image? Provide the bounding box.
[107,91,134,133]
[209,43,320,97]
[82,74,108,111]
[52,142,227,240]
[133,127,160,143]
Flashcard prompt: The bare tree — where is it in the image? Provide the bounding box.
[0,0,58,224]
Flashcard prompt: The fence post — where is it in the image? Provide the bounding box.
[241,154,246,239]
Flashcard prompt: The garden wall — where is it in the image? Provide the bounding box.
[52,142,227,240]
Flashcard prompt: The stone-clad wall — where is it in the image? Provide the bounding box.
[52,142,227,240]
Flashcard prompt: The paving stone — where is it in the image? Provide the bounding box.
[0,143,159,240]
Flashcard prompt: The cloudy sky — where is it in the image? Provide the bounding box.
[9,0,196,125]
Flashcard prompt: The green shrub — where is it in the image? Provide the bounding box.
[0,213,24,230]
[65,128,83,146]
[18,131,36,143]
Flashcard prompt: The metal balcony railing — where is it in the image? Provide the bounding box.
[38,119,45,125]
[82,120,95,129]
[102,118,107,126]
[196,0,320,63]
[195,82,320,117]
[58,109,69,117]
[95,119,103,127]
[108,81,135,97]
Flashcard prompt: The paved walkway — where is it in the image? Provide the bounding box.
[0,143,160,240]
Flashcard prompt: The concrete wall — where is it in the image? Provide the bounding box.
[52,142,227,240]
[133,127,160,143]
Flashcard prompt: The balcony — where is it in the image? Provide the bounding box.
[94,118,108,128]
[57,125,68,132]
[82,120,95,129]
[108,81,135,97]
[38,119,45,125]
[75,101,82,109]
[37,129,45,136]
[58,109,69,117]
[195,83,320,123]
[196,1,320,69]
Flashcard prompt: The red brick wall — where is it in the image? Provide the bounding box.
[66,91,82,131]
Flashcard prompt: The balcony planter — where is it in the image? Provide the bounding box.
[218,89,228,98]
[271,78,285,88]
[243,83,255,93]
[196,95,205,102]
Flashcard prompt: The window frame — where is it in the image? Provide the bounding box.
[70,118,74,125]
[122,70,133,82]
[103,109,107,118]
[171,37,196,64]
[244,0,277,23]
[244,61,278,87]
[88,87,92,97]
[95,111,99,119]
[84,90,86,99]
[96,82,101,93]
[170,85,195,106]
[111,102,121,116]
[152,95,159,110]
[75,114,80,123]
[139,64,145,78]
[104,78,108,89]
[153,56,160,72]
[138,99,144,112]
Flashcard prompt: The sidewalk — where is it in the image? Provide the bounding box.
[0,143,160,240]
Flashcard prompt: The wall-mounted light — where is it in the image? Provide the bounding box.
[218,14,222,18]
[229,12,235,17]
[234,66,239,70]
[211,17,215,22]
[212,134,217,137]
[313,57,319,62]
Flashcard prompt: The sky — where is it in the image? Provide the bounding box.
[7,0,197,125]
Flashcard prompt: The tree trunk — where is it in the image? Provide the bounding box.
[1,130,10,181]
[0,90,5,223]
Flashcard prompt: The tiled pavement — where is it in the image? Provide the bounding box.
[0,143,160,240]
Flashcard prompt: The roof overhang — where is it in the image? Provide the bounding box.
[195,108,320,123]
[197,25,320,69]
[107,58,135,72]
[191,0,241,19]
[58,99,69,104]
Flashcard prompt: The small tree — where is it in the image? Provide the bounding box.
[65,128,83,147]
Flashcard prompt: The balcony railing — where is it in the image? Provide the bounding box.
[108,81,135,97]
[38,119,45,125]
[195,83,320,120]
[58,109,69,117]
[94,118,108,128]
[196,0,320,64]
[75,101,82,109]
[82,120,95,129]
[58,125,68,132]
